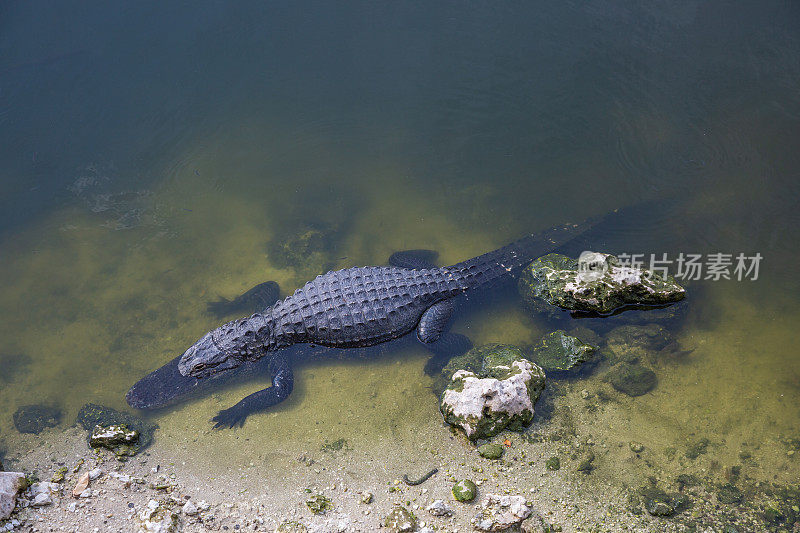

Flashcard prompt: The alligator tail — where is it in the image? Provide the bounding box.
[445,210,611,290]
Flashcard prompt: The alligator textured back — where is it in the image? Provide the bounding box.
[270,266,462,347]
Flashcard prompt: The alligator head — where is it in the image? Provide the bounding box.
[178,331,243,378]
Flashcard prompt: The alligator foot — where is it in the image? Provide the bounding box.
[388,249,438,270]
[206,280,281,318]
[211,354,294,429]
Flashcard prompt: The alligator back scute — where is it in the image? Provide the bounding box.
[271,266,461,348]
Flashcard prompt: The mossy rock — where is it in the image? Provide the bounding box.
[13,405,62,435]
[477,442,504,460]
[383,505,416,532]
[76,403,156,456]
[526,330,596,372]
[639,486,690,517]
[305,493,332,514]
[434,344,526,397]
[519,252,685,316]
[452,479,477,502]
[609,363,657,396]
[439,345,545,440]
[545,456,560,470]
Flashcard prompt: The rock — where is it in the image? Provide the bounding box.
[12,405,62,435]
[31,492,52,507]
[525,330,596,372]
[440,344,545,440]
[51,467,68,483]
[471,494,532,532]
[383,504,416,532]
[305,493,332,515]
[717,483,743,504]
[276,520,309,533]
[89,424,140,457]
[139,502,181,532]
[182,500,198,516]
[0,472,28,520]
[629,442,644,453]
[639,486,689,517]
[29,481,59,500]
[359,492,373,504]
[609,363,657,396]
[76,403,156,455]
[72,472,90,498]
[545,456,560,471]
[452,480,477,502]
[518,252,685,316]
[477,443,505,460]
[88,468,103,480]
[604,324,675,364]
[426,499,454,517]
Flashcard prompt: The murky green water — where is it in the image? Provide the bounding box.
[2,0,799,514]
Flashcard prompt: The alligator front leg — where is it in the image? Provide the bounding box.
[211,354,294,429]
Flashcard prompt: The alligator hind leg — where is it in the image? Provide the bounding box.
[211,354,294,429]
[417,299,455,344]
[388,249,439,270]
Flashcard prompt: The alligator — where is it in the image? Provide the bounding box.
[175,211,614,427]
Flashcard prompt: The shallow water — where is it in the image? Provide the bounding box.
[1,0,799,521]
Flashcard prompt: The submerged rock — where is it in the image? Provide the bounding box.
[90,425,140,457]
[138,499,181,532]
[519,252,685,316]
[609,363,658,396]
[439,344,545,440]
[639,486,690,517]
[12,405,62,434]
[384,504,416,532]
[604,323,675,364]
[0,471,28,520]
[526,330,596,372]
[452,480,477,502]
[471,494,532,532]
[76,403,156,456]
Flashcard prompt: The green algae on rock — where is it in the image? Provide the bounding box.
[518,252,685,316]
[452,479,477,502]
[89,425,139,457]
[526,330,596,372]
[478,442,505,460]
[609,363,658,396]
[545,456,560,470]
[305,493,333,515]
[439,344,545,440]
[76,403,156,456]
[383,504,416,532]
